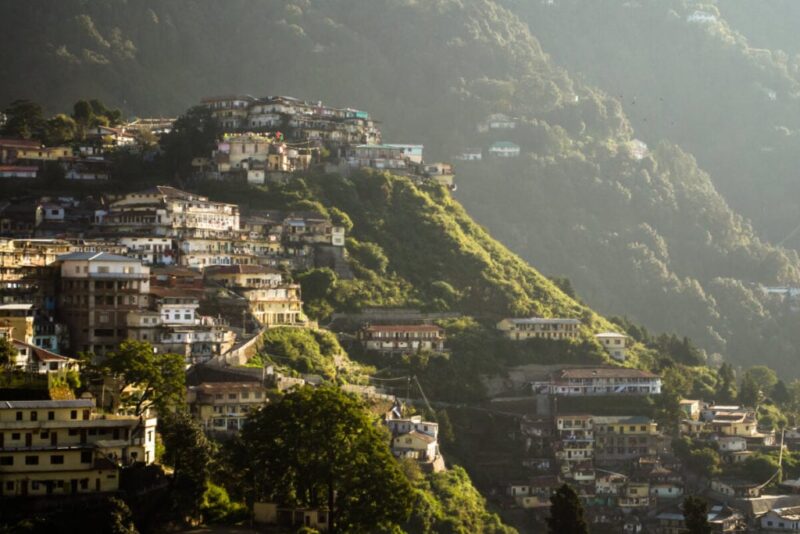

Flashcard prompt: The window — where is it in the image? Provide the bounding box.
[11,433,19,441]
[25,456,39,465]
[79,479,88,490]
[50,455,64,465]
[70,410,77,420]
[15,412,22,421]
[228,393,237,400]
[0,457,12,466]
[40,432,48,439]
[4,482,11,491]
[80,451,92,463]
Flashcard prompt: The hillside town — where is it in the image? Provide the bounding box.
[0,95,798,533]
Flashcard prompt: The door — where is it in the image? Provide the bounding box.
[25,433,32,447]
[50,432,57,446]
[80,429,87,444]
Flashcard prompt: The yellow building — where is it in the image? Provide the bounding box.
[0,399,157,497]
[187,382,269,433]
[15,146,72,161]
[594,416,661,463]
[496,317,581,340]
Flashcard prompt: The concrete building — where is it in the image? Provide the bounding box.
[56,252,150,356]
[359,324,446,354]
[549,368,662,396]
[594,332,628,361]
[0,399,156,497]
[497,317,581,341]
[593,416,661,463]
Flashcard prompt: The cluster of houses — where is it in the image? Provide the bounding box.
[501,372,800,532]
[0,185,359,365]
[199,95,456,189]
[451,113,522,162]
[0,124,147,182]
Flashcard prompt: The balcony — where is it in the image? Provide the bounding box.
[88,272,148,280]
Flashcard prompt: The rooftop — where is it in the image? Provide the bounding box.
[205,264,280,275]
[0,399,94,409]
[57,251,138,262]
[558,367,659,380]
[505,317,581,325]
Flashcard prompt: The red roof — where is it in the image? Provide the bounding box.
[0,138,41,149]
[558,367,658,379]
[205,264,279,275]
[0,166,38,172]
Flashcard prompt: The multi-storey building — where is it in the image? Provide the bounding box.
[549,368,662,396]
[187,382,269,434]
[0,399,156,497]
[594,332,628,361]
[56,252,150,356]
[103,186,240,238]
[496,317,581,341]
[359,324,446,354]
[206,265,304,327]
[554,415,594,464]
[593,416,661,463]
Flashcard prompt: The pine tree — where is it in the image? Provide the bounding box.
[547,484,589,534]
[683,496,711,534]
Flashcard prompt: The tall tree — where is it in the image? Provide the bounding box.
[160,105,220,178]
[1,99,45,139]
[547,484,588,534]
[160,411,213,522]
[89,339,185,415]
[43,114,77,146]
[716,363,737,403]
[738,372,762,407]
[0,336,17,369]
[682,496,711,534]
[239,386,414,533]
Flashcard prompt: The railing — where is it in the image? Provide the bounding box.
[87,272,148,279]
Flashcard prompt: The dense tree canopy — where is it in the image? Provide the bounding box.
[238,386,414,533]
[87,339,185,415]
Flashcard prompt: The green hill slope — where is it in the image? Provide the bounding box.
[4,0,800,374]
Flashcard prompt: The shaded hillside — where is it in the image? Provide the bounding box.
[718,1,800,56]
[503,0,800,247]
[3,0,800,374]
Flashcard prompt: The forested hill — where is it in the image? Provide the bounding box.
[4,0,800,374]
[503,0,800,247]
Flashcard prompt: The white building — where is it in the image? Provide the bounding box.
[761,507,800,531]
[488,142,520,158]
[549,368,662,396]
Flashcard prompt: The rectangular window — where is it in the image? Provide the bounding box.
[15,412,22,421]
[0,457,12,466]
[25,456,39,465]
[70,410,77,420]
[11,433,20,441]
[48,411,55,420]
[50,455,64,465]
[80,451,92,463]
